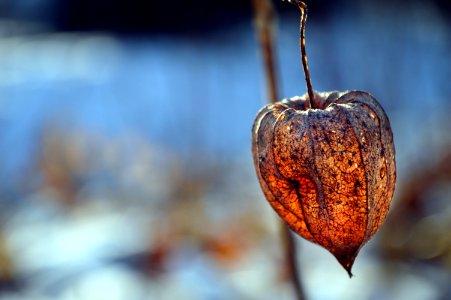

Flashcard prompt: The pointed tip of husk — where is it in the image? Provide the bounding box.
[339,257,355,278]
[333,248,359,278]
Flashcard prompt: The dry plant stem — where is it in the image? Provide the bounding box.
[287,0,314,108]
[297,2,315,108]
[252,0,306,299]
[283,225,306,300]
[252,0,279,103]
[282,224,306,300]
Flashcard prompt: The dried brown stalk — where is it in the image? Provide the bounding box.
[252,0,307,299]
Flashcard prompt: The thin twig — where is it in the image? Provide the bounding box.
[298,2,315,108]
[282,225,306,300]
[286,0,315,108]
[252,1,307,299]
[252,0,279,103]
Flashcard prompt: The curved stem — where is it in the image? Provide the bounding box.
[288,1,315,108]
[299,3,315,108]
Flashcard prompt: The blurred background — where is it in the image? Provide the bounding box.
[0,0,450,299]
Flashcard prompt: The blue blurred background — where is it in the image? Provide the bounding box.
[0,0,450,299]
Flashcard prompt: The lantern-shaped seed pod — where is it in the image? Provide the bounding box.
[251,0,396,276]
[252,90,396,275]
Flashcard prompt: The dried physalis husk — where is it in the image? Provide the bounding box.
[251,90,396,276]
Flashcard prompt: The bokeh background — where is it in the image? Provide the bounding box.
[0,0,450,299]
